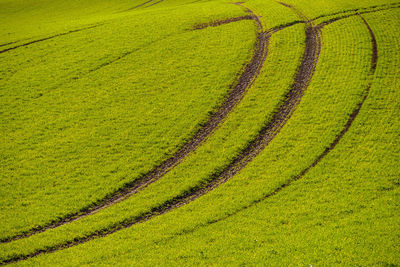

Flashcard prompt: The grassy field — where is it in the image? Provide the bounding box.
[1,0,255,239]
[1,0,399,265]
[0,21,306,260]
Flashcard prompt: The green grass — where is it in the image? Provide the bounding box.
[1,0,399,265]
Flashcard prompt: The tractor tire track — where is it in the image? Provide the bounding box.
[159,13,380,241]
[1,4,268,244]
[0,24,102,54]
[193,15,253,30]
[0,3,320,264]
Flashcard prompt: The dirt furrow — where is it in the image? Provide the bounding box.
[0,24,102,54]
[265,20,305,34]
[1,4,268,244]
[1,3,319,264]
[193,15,253,30]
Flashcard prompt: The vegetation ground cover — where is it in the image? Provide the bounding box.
[0,0,310,247]
[0,0,255,239]
[0,21,307,262]
[1,0,399,265]
[4,8,382,266]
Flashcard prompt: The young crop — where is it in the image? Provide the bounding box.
[1,0,399,265]
[17,10,398,266]
[0,17,306,265]
[0,1,252,239]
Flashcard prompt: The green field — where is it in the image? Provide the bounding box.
[1,0,399,265]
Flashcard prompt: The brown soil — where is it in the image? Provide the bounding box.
[193,15,253,30]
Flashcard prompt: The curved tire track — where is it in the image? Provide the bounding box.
[1,5,268,244]
[0,3,321,265]
[193,15,253,30]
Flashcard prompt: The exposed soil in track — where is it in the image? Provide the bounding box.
[1,4,269,244]
[0,3,321,264]
[265,20,305,34]
[0,24,102,54]
[193,15,253,29]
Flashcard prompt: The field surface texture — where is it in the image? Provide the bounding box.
[1,0,399,265]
